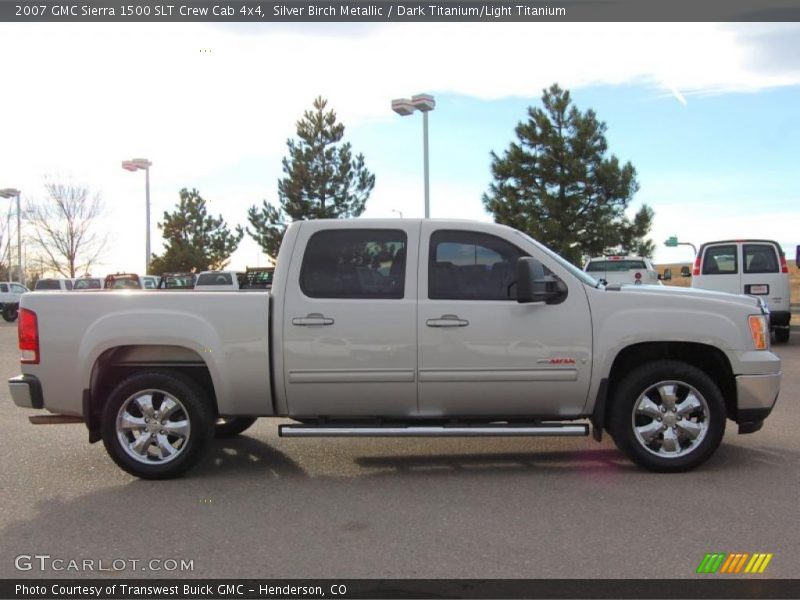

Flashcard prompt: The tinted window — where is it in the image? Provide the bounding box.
[0,284,7,293]
[702,245,738,275]
[35,280,61,290]
[74,278,101,289]
[586,260,647,272]
[65,280,73,290]
[197,273,233,286]
[743,244,779,274]
[429,230,526,300]
[301,229,406,299]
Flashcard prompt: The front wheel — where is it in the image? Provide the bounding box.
[608,360,726,472]
[2,304,18,322]
[215,416,257,438]
[102,371,214,479]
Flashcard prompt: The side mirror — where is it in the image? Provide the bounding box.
[515,257,567,304]
[663,268,672,281]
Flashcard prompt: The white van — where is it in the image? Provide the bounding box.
[691,239,791,343]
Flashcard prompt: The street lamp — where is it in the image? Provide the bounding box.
[391,93,435,218]
[122,158,152,274]
[0,188,22,284]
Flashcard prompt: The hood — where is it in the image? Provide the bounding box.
[604,283,764,311]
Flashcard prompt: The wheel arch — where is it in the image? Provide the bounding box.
[603,341,737,427]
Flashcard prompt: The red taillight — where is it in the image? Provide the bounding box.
[19,308,39,364]
[779,254,788,274]
[692,255,701,276]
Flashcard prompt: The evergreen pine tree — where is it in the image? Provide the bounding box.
[150,188,243,273]
[247,96,375,258]
[483,84,654,265]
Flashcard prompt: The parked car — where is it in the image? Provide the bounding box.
[9,219,781,479]
[0,281,28,321]
[141,276,159,290]
[104,273,142,289]
[194,271,244,291]
[72,277,102,290]
[34,278,74,291]
[691,239,791,343]
[158,272,195,289]
[584,256,660,286]
[240,266,274,290]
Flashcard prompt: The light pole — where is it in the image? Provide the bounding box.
[122,158,152,274]
[391,94,435,218]
[0,188,22,284]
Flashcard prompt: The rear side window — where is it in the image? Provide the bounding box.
[0,284,7,293]
[197,273,232,286]
[35,280,61,290]
[702,245,738,275]
[429,230,527,300]
[300,229,406,299]
[743,244,779,274]
[586,260,646,272]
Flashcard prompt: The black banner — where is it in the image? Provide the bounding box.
[2,0,800,22]
[3,579,800,599]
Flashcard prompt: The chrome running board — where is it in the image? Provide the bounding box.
[279,423,589,438]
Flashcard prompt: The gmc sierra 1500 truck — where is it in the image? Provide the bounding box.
[9,219,782,479]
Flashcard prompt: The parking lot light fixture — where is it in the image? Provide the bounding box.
[391,94,436,218]
[121,158,152,274]
[0,188,23,284]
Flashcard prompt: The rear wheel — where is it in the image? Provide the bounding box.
[609,360,726,472]
[2,304,18,322]
[214,416,257,438]
[102,371,214,479]
[774,328,790,344]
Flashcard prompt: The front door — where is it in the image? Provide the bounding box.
[417,224,592,418]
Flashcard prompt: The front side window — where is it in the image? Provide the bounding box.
[429,230,526,300]
[300,229,406,299]
[702,245,738,275]
[743,244,779,274]
[11,284,26,293]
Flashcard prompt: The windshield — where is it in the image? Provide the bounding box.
[586,259,647,272]
[514,231,600,287]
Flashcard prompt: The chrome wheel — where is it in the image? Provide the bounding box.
[116,389,191,465]
[631,380,709,459]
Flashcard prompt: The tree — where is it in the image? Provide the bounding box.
[483,84,654,264]
[247,96,375,258]
[149,188,243,274]
[26,181,107,278]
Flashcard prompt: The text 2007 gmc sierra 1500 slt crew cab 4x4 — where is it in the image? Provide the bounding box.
[9,220,782,479]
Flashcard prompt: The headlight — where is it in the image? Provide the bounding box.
[748,315,769,350]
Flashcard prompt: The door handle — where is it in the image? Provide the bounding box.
[292,313,334,326]
[426,314,469,328]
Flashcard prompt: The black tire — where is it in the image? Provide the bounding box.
[774,328,790,344]
[214,416,257,438]
[608,360,726,472]
[2,304,18,322]
[101,371,214,479]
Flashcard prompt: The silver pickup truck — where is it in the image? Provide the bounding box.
[9,219,782,478]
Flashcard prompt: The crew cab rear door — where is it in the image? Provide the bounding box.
[416,223,592,417]
[282,222,420,417]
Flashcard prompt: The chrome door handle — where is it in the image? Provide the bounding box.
[292,313,334,326]
[426,314,469,328]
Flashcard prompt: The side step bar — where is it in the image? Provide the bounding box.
[279,423,589,438]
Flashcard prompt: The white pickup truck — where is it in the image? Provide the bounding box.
[9,219,782,479]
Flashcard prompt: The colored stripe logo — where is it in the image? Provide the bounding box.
[697,553,773,574]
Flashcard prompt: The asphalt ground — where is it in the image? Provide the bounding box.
[0,322,797,580]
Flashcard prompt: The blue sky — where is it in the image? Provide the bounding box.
[1,22,799,273]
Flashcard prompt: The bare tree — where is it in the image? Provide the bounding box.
[26,181,107,278]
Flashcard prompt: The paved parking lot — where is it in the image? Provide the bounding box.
[0,321,797,579]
